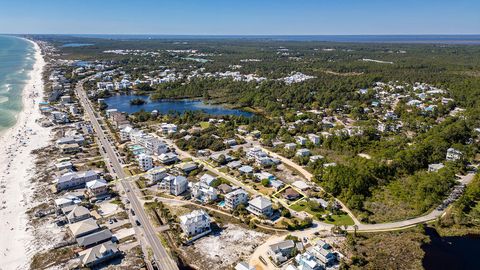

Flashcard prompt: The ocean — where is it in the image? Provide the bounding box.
[0,35,35,134]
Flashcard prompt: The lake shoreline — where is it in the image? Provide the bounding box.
[422,226,480,270]
[102,93,255,117]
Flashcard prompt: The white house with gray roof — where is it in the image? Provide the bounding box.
[86,179,108,197]
[268,240,296,264]
[247,196,273,217]
[66,205,91,223]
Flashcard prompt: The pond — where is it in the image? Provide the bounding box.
[103,95,253,117]
[422,227,480,270]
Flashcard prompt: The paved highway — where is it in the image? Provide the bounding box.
[75,77,178,270]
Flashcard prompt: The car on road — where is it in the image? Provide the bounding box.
[135,220,141,226]
[131,209,135,215]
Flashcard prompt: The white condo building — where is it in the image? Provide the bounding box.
[137,154,153,171]
[225,188,249,210]
[160,175,188,196]
[179,210,211,238]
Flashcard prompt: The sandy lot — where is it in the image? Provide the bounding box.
[182,224,269,270]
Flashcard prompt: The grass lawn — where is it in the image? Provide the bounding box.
[290,200,325,216]
[290,200,355,226]
[323,214,355,226]
[289,200,308,211]
[199,121,211,129]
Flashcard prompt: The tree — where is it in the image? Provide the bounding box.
[261,178,270,187]
[217,154,227,165]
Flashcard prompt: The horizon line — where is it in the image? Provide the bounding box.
[3,33,480,36]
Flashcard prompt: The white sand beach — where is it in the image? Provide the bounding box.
[0,39,50,270]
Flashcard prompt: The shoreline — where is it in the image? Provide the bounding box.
[0,38,51,270]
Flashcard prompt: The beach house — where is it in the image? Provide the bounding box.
[199,173,217,186]
[137,154,153,171]
[179,210,211,238]
[160,123,178,134]
[295,136,307,146]
[446,148,463,161]
[225,188,249,210]
[66,205,91,223]
[56,170,99,191]
[268,240,296,265]
[160,175,188,196]
[235,262,256,270]
[159,152,179,164]
[247,196,273,217]
[428,163,445,172]
[67,218,100,238]
[296,148,311,157]
[76,229,112,248]
[191,182,218,203]
[146,167,168,182]
[284,143,297,151]
[308,134,321,145]
[86,179,109,197]
[78,241,120,267]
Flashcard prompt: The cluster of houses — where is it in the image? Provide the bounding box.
[361,81,461,133]
[189,70,267,83]
[51,145,119,268]
[38,69,81,126]
[265,238,339,269]
[116,124,180,171]
[87,48,323,101]
[146,164,264,213]
[246,147,281,167]
[94,67,183,93]
[143,152,279,222]
[55,194,120,267]
[427,147,464,173]
[279,72,316,85]
[36,57,130,267]
[287,240,339,270]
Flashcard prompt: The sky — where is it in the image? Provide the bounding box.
[0,0,479,35]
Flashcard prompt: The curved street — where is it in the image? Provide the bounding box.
[242,137,476,232]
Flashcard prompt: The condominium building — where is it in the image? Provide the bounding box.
[225,188,249,210]
[137,154,153,171]
[179,210,211,237]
